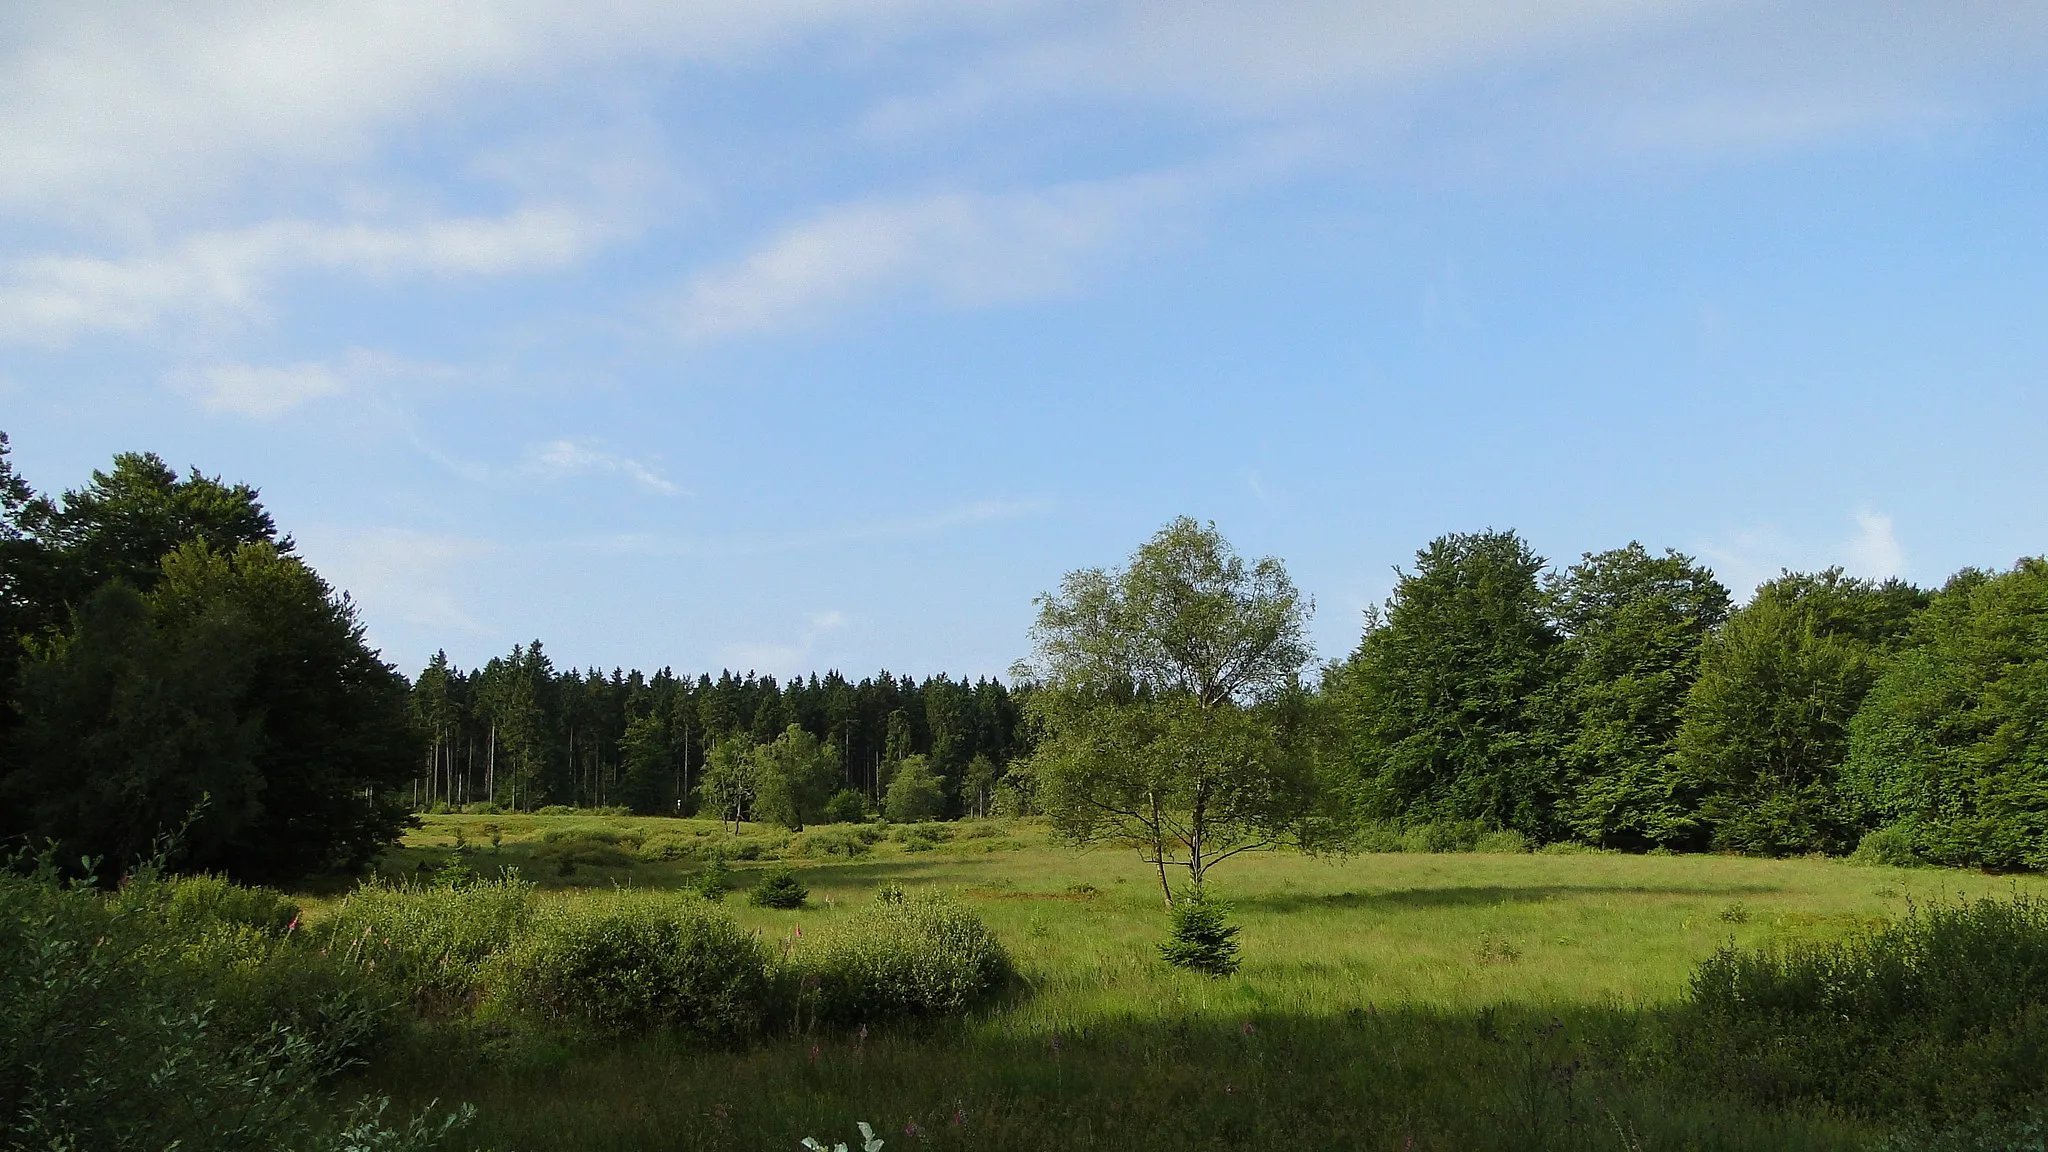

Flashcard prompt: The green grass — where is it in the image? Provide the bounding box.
[340,813,2048,1151]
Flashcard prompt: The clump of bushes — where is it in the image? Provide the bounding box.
[499,896,772,1043]
[796,890,1013,1024]
[0,862,462,1152]
[690,856,736,900]
[785,824,883,859]
[317,874,534,1015]
[1680,893,2048,1118]
[1851,825,1923,868]
[750,866,810,909]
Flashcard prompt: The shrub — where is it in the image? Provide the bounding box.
[1350,821,1405,853]
[786,825,882,859]
[155,872,301,935]
[639,833,703,862]
[1851,825,1923,868]
[534,836,637,871]
[536,805,577,815]
[690,857,736,901]
[798,891,1012,1024]
[0,866,460,1152]
[1680,893,2048,1118]
[1159,887,1241,977]
[1401,820,1486,853]
[501,896,771,1042]
[317,875,534,1015]
[1471,828,1530,854]
[750,867,809,909]
[822,789,869,824]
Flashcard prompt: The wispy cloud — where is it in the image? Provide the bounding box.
[1698,507,1910,600]
[177,361,344,418]
[674,176,1187,340]
[296,526,500,647]
[0,207,601,345]
[528,440,683,496]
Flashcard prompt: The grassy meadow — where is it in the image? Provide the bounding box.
[326,814,2048,1151]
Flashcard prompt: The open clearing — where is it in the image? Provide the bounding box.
[344,815,2048,1151]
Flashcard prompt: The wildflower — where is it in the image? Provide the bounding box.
[284,915,300,935]
[951,1109,966,1128]
[903,1120,922,1138]
[1240,1019,1254,1036]
[809,1043,821,1064]
[794,923,803,938]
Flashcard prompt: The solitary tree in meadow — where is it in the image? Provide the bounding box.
[1019,517,1321,906]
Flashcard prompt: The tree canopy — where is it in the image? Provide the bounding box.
[1022,517,1320,903]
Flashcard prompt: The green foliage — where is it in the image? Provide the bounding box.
[1551,544,1731,848]
[1022,517,1319,894]
[883,753,947,822]
[4,541,419,884]
[822,788,868,823]
[1851,826,1923,868]
[0,863,460,1152]
[1668,569,1925,855]
[501,896,772,1042]
[754,724,841,830]
[749,865,810,908]
[1841,560,2048,870]
[1681,893,2048,1118]
[318,874,534,1015]
[689,855,736,900]
[1328,529,1566,839]
[797,891,1012,1024]
[700,739,760,830]
[1159,886,1241,976]
[785,824,882,859]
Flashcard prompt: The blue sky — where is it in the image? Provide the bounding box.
[4,2,2047,680]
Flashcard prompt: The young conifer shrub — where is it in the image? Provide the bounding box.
[1160,886,1241,977]
[749,866,809,909]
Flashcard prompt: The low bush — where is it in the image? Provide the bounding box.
[1679,893,2048,1118]
[1852,825,1923,868]
[0,864,464,1152]
[318,874,535,1015]
[1350,821,1406,853]
[797,891,1012,1025]
[822,789,868,824]
[750,867,809,909]
[500,896,771,1042]
[1400,820,1488,853]
[690,856,736,901]
[1471,829,1530,854]
[785,824,883,859]
[638,832,705,862]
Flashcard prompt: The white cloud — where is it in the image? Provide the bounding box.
[296,526,499,647]
[675,175,1186,339]
[529,440,682,495]
[1698,508,1909,600]
[1847,509,1906,581]
[181,361,344,418]
[0,207,600,345]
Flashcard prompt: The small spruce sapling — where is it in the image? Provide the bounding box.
[692,855,736,901]
[1160,884,1241,977]
[750,865,809,909]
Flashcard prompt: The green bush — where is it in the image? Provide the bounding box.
[155,872,301,934]
[785,825,882,859]
[1350,821,1405,853]
[318,875,534,1015]
[0,866,461,1152]
[797,891,1012,1024]
[1159,888,1241,977]
[1851,825,1924,868]
[822,789,868,824]
[1471,828,1530,854]
[750,867,809,909]
[1680,893,2048,1118]
[690,856,736,901]
[501,896,771,1042]
[1400,820,1486,853]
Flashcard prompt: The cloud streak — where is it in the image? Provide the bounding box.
[529,440,684,496]
[675,174,1190,339]
[0,207,600,345]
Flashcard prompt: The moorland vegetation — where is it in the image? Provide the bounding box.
[7,432,2048,1150]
